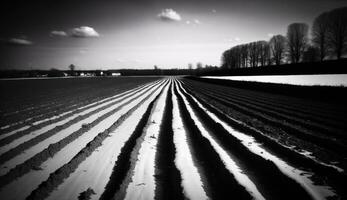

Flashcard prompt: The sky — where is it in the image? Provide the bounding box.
[1,0,346,70]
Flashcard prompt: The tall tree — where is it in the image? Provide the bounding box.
[303,45,319,63]
[221,49,232,69]
[269,35,287,65]
[187,63,193,70]
[69,64,76,71]
[240,44,249,67]
[287,23,309,63]
[312,12,329,61]
[196,62,203,69]
[327,7,347,59]
[258,41,270,66]
[248,42,259,67]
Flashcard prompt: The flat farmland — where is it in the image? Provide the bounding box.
[0,76,346,200]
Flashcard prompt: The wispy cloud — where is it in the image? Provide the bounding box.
[71,26,100,38]
[50,30,67,37]
[226,37,241,43]
[185,19,201,25]
[115,58,126,63]
[267,33,274,38]
[157,9,181,21]
[4,37,33,46]
[212,9,217,13]
[193,19,201,25]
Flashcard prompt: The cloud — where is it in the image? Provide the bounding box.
[158,9,181,21]
[79,49,88,54]
[115,58,126,63]
[50,30,67,37]
[212,9,217,13]
[71,26,100,38]
[226,37,241,43]
[185,19,201,25]
[5,38,33,46]
[267,33,274,38]
[193,19,201,25]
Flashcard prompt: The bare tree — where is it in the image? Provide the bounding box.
[222,49,232,69]
[287,23,309,63]
[303,45,319,63]
[312,12,329,61]
[327,7,347,60]
[196,62,203,69]
[240,44,249,67]
[258,41,270,66]
[69,64,76,71]
[269,35,287,65]
[233,45,242,68]
[188,63,193,70]
[221,46,243,69]
[248,42,259,67]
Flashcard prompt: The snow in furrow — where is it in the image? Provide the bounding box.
[178,81,336,200]
[0,108,75,141]
[0,81,157,156]
[0,81,161,176]
[121,83,169,200]
[0,103,75,136]
[44,81,166,200]
[0,80,157,138]
[292,149,343,173]
[176,81,265,200]
[183,81,344,173]
[0,126,31,141]
[171,85,209,200]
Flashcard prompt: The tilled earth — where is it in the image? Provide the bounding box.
[0,77,346,200]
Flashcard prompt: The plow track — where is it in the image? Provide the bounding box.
[0,77,345,200]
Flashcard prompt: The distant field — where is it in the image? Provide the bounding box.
[0,77,346,200]
[202,74,347,87]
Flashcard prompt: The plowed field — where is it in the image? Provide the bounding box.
[0,77,345,200]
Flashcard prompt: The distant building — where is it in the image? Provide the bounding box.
[111,72,121,76]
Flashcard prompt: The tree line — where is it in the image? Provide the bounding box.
[222,7,347,69]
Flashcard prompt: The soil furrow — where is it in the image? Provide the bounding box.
[25,80,166,200]
[177,81,314,200]
[191,86,347,156]
[171,83,209,200]
[184,81,347,134]
[0,80,159,138]
[0,81,165,187]
[194,85,347,141]
[99,81,166,200]
[186,77,347,114]
[183,80,347,133]
[0,81,160,165]
[119,82,170,200]
[181,81,347,198]
[183,83,346,168]
[154,81,185,200]
[184,78,347,123]
[173,81,253,200]
[0,77,161,128]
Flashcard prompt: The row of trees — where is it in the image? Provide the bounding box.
[222,41,272,68]
[222,7,347,69]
